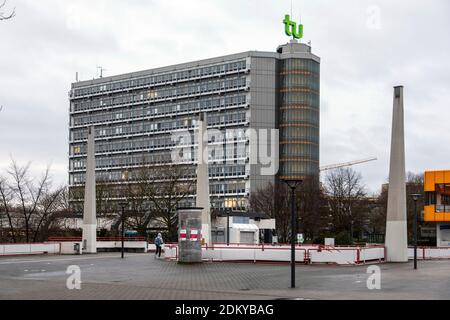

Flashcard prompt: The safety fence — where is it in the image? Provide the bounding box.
[0,243,61,256]
[408,247,450,260]
[163,243,386,265]
[48,237,146,242]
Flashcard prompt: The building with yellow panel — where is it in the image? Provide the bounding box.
[424,170,450,246]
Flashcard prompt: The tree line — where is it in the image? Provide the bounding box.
[0,160,68,243]
[250,168,427,245]
[0,157,428,245]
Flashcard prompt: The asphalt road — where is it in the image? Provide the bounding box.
[0,253,449,300]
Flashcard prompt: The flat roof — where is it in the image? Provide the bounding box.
[71,50,278,89]
[71,41,320,89]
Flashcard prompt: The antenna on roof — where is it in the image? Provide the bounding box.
[75,72,79,82]
[97,66,106,78]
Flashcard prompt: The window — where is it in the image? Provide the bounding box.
[234,216,250,224]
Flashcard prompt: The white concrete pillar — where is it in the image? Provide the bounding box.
[196,113,212,246]
[82,126,97,253]
[385,86,408,262]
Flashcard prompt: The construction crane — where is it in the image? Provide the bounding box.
[320,157,377,172]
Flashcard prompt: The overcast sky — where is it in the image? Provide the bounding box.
[0,0,449,194]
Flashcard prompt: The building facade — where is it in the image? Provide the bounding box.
[68,40,320,213]
[424,170,450,246]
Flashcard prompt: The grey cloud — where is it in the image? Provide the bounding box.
[0,0,449,193]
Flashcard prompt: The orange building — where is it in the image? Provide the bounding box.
[424,170,450,246]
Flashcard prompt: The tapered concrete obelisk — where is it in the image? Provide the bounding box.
[385,86,408,262]
[196,113,212,246]
[82,126,97,253]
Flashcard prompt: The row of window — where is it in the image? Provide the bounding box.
[281,74,320,91]
[281,91,320,106]
[71,148,249,171]
[70,175,247,196]
[280,108,319,125]
[210,182,247,195]
[71,94,247,127]
[69,164,248,184]
[280,126,320,144]
[71,128,248,156]
[209,165,246,178]
[69,197,249,213]
[282,59,320,74]
[213,198,247,210]
[279,160,319,177]
[72,60,248,98]
[280,144,319,158]
[281,79,320,92]
[71,112,248,142]
[72,76,247,113]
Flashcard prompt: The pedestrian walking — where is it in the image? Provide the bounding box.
[154,233,164,259]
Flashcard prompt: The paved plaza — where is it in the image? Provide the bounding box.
[0,253,449,300]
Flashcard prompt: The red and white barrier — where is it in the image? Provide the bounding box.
[163,243,385,265]
[408,247,450,260]
[0,243,60,256]
[308,247,359,265]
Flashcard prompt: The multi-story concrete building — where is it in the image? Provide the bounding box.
[68,40,320,213]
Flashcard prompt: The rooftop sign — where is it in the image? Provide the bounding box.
[283,14,303,39]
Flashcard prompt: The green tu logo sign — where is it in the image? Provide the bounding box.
[283,14,303,39]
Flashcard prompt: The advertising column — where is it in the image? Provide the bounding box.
[178,208,203,263]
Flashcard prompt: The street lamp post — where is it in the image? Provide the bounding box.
[282,178,303,289]
[410,194,421,270]
[349,206,354,245]
[226,209,230,246]
[118,201,128,259]
[224,199,234,246]
[119,169,129,259]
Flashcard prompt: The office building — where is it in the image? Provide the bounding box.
[68,40,320,213]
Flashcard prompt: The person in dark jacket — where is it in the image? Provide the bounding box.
[154,233,164,258]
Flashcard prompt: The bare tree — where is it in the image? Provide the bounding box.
[120,167,154,236]
[0,0,15,21]
[249,182,291,243]
[0,159,68,242]
[96,177,116,217]
[324,168,368,241]
[31,186,66,242]
[9,161,42,242]
[0,174,15,242]
[102,164,194,241]
[7,160,53,242]
[374,172,426,243]
[297,178,329,242]
[144,164,195,242]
